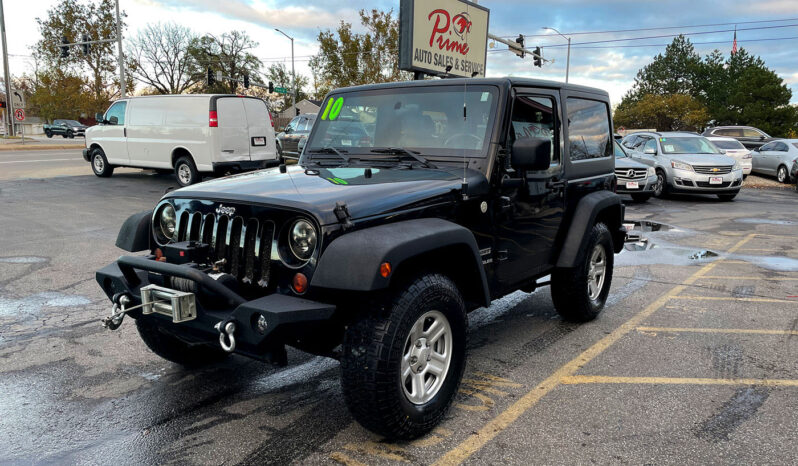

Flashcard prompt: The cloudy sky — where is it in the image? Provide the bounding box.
[3,0,797,105]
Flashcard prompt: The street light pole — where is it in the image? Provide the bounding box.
[115,0,126,98]
[275,29,296,116]
[542,27,570,83]
[0,0,14,136]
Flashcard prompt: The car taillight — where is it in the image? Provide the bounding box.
[209,111,218,127]
[268,112,274,128]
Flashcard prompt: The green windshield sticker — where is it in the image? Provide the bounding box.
[321,97,344,121]
[660,138,667,142]
[326,177,349,185]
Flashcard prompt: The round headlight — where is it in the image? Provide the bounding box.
[157,204,177,243]
[289,219,317,261]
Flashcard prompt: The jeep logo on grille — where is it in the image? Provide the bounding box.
[626,169,636,178]
[216,205,236,216]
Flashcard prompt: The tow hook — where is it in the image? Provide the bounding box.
[102,293,131,330]
[215,320,237,353]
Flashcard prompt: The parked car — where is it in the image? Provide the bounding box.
[96,77,626,440]
[702,126,775,150]
[276,113,316,159]
[44,119,87,138]
[614,140,656,202]
[751,139,798,183]
[83,95,279,186]
[622,131,743,200]
[706,136,752,177]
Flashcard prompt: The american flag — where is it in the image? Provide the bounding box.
[732,26,737,55]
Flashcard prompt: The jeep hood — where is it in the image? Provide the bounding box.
[167,164,488,225]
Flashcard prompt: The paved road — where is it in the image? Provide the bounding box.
[0,148,154,181]
[1,168,797,464]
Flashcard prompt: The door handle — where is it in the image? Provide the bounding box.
[546,179,567,189]
[123,128,127,137]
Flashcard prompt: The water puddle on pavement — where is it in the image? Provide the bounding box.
[619,221,720,267]
[0,292,92,318]
[735,218,796,226]
[0,256,48,264]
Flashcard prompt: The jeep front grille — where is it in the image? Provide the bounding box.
[615,168,647,179]
[175,211,274,287]
[693,165,733,175]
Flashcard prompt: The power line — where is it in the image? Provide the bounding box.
[488,35,798,52]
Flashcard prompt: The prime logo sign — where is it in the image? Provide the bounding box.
[399,0,489,78]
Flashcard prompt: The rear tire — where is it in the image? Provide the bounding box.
[174,155,201,186]
[717,193,737,201]
[653,169,669,198]
[90,148,114,178]
[45,130,53,138]
[631,193,651,202]
[777,165,789,184]
[340,273,467,440]
[136,318,229,367]
[551,223,614,322]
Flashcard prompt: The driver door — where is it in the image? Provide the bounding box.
[494,90,565,289]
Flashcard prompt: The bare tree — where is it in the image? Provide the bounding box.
[188,31,262,94]
[128,23,200,94]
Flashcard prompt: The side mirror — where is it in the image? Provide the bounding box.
[95,112,105,124]
[644,147,657,155]
[108,116,119,125]
[718,149,727,154]
[284,127,293,134]
[511,138,551,171]
[760,135,766,140]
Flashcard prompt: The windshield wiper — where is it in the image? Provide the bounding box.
[369,148,436,168]
[307,146,350,163]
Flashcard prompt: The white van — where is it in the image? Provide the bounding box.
[83,94,279,186]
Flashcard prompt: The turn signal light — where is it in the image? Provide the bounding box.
[293,273,308,293]
[380,262,392,278]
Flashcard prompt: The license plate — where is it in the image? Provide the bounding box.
[709,177,723,185]
[625,181,639,189]
[252,137,266,146]
[341,139,352,146]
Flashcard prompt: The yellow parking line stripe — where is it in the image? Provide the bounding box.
[637,326,798,336]
[431,232,756,466]
[671,296,796,303]
[737,248,781,252]
[561,375,798,387]
[330,452,368,466]
[700,276,798,281]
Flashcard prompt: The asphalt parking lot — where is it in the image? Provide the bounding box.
[1,151,797,464]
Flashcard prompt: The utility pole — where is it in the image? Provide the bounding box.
[0,0,14,136]
[275,29,296,116]
[542,27,571,83]
[114,0,126,98]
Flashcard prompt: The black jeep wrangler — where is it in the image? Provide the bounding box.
[97,78,625,439]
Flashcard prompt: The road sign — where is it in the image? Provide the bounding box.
[14,108,25,121]
[274,87,289,94]
[11,89,25,109]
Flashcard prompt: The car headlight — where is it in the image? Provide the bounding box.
[154,203,177,244]
[743,152,753,159]
[671,161,692,171]
[647,167,656,177]
[288,219,317,261]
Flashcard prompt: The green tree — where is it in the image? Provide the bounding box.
[310,9,410,96]
[614,94,709,132]
[261,63,309,113]
[188,31,262,94]
[621,35,703,105]
[34,0,129,109]
[127,22,200,94]
[26,69,93,122]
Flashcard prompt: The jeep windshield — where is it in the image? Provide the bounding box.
[660,137,720,155]
[305,85,499,161]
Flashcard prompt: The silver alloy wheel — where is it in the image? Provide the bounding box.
[654,172,664,196]
[401,310,452,405]
[778,166,787,183]
[177,164,192,185]
[587,244,607,301]
[93,153,104,173]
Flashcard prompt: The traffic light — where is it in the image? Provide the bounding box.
[207,67,215,86]
[243,74,250,89]
[515,34,525,58]
[268,81,274,93]
[81,34,90,56]
[533,47,542,68]
[0,101,5,109]
[60,36,70,59]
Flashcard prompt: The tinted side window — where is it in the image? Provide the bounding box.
[105,101,127,125]
[743,128,763,138]
[286,117,300,131]
[643,138,657,153]
[567,98,611,161]
[775,142,788,151]
[622,135,638,149]
[716,128,741,137]
[759,142,773,151]
[510,95,558,163]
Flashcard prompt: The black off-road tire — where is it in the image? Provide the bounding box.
[62,133,68,138]
[631,193,652,202]
[90,147,114,177]
[340,273,467,440]
[136,318,229,367]
[174,155,201,186]
[45,130,53,138]
[717,193,738,201]
[551,222,614,322]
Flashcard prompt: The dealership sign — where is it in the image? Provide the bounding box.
[399,0,489,78]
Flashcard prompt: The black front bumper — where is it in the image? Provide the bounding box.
[96,256,336,362]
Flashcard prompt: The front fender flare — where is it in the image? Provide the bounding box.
[311,218,490,307]
[556,191,625,268]
[116,210,152,252]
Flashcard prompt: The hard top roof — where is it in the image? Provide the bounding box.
[327,77,609,98]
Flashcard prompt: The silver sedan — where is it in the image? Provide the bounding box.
[751,139,798,183]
